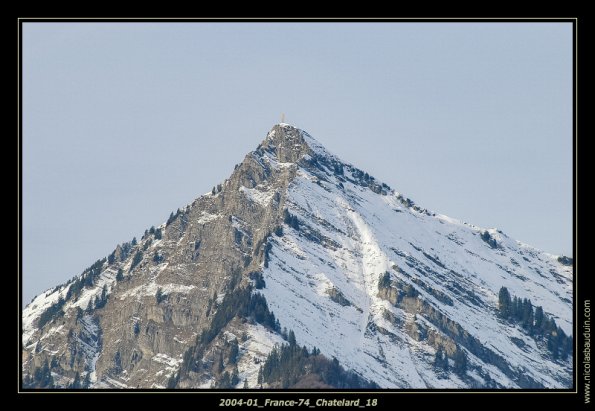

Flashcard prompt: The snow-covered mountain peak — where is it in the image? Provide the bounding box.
[22,123,573,390]
[260,123,335,165]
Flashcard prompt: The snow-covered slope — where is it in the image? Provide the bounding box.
[254,125,572,388]
[22,123,572,389]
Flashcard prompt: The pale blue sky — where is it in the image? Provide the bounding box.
[22,22,573,305]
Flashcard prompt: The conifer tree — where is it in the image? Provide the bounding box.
[453,348,467,376]
[498,286,511,318]
[434,346,448,371]
[214,352,224,375]
[70,371,81,389]
[229,339,239,364]
[257,365,263,388]
[534,306,544,330]
[288,330,296,346]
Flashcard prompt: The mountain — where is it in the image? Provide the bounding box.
[21,123,573,389]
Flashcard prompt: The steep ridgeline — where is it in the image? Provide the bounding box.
[22,124,573,389]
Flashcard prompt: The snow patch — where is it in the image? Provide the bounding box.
[196,212,220,225]
[119,281,196,301]
[239,186,275,207]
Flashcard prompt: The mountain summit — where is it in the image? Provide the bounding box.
[22,124,572,389]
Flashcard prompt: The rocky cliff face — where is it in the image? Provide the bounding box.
[22,124,573,389]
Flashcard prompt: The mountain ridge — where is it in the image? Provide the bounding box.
[22,123,573,389]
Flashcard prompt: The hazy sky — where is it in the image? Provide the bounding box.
[22,22,573,305]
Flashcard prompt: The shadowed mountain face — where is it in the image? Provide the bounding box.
[22,124,572,389]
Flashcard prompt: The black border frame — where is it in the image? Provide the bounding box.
[16,16,587,408]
